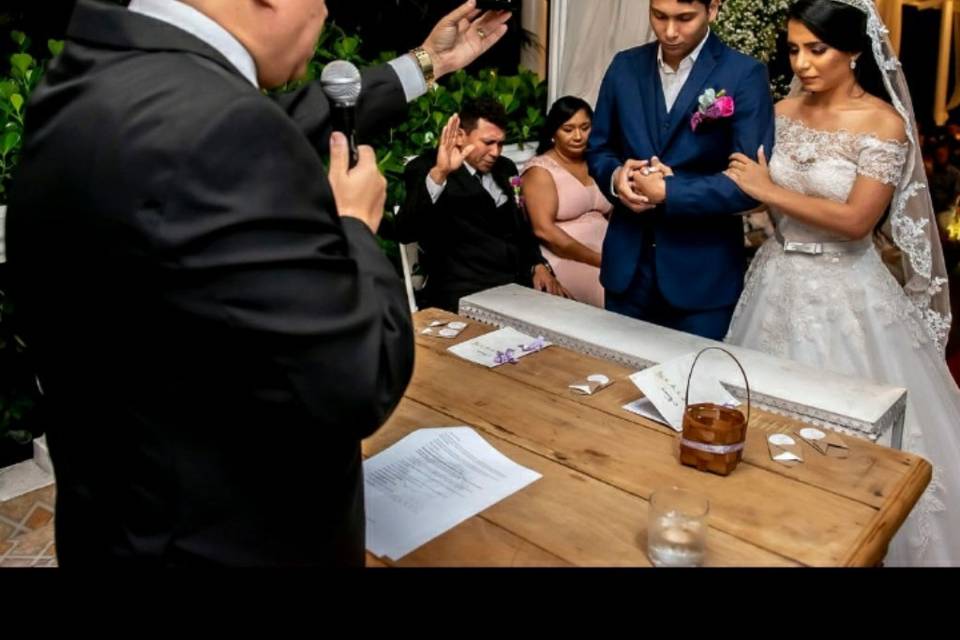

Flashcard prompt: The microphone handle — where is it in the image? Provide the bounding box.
[346,131,359,170]
[332,105,359,169]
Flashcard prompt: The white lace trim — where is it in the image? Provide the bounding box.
[774,116,907,186]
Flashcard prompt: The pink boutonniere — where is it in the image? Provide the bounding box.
[510,175,524,209]
[690,88,735,132]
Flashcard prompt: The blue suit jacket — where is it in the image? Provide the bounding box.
[588,32,775,310]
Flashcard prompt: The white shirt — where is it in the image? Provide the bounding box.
[128,0,427,99]
[658,29,711,113]
[426,163,508,207]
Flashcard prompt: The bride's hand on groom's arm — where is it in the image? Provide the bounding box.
[725,146,775,201]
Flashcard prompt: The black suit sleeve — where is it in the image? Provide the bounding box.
[523,222,547,274]
[394,155,439,244]
[166,95,414,440]
[274,63,409,156]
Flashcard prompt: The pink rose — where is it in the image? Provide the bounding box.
[714,95,735,118]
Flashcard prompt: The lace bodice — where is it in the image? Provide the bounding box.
[769,115,909,243]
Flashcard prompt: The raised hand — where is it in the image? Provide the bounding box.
[422,1,512,79]
[430,114,476,185]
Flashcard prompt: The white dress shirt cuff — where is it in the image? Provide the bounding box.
[388,55,429,103]
[426,174,447,203]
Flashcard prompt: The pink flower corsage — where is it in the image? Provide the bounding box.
[510,175,524,209]
[690,88,735,132]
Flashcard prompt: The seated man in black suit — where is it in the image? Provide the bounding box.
[395,97,569,312]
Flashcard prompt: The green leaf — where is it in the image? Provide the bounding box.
[9,94,23,113]
[11,31,26,47]
[2,131,20,155]
[334,36,361,60]
[10,53,34,74]
[48,39,64,57]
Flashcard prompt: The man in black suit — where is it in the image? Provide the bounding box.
[396,97,568,312]
[5,0,511,566]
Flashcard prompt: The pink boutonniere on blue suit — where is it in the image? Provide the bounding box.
[691,88,735,131]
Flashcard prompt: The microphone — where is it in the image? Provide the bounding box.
[320,60,362,169]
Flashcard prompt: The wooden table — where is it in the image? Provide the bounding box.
[363,310,932,567]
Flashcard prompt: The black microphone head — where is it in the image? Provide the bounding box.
[320,60,362,107]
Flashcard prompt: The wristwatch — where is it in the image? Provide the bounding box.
[409,47,435,90]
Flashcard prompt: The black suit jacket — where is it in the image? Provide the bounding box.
[6,0,414,566]
[395,151,544,311]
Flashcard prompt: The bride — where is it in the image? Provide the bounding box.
[723,0,960,566]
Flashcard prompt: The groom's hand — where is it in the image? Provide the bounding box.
[614,160,655,213]
[631,169,667,205]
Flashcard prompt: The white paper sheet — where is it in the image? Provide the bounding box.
[364,427,542,560]
[447,326,551,368]
[628,352,740,432]
[623,396,670,426]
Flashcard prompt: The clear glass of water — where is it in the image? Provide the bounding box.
[647,487,709,567]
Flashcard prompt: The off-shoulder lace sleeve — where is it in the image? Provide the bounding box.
[857,136,908,186]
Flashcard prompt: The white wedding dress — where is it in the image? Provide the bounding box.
[726,115,960,567]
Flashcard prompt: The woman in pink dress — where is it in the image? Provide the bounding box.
[522,97,613,307]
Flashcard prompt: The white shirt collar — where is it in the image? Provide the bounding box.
[128,0,259,87]
[657,28,710,74]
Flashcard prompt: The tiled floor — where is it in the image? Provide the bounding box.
[0,483,57,568]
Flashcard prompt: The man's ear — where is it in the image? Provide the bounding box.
[708,0,721,22]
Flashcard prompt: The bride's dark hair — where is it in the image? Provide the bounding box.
[788,0,890,103]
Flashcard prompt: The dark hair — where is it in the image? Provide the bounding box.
[675,0,713,8]
[537,96,594,155]
[459,97,509,134]
[788,0,889,103]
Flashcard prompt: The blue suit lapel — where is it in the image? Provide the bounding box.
[662,32,722,151]
[639,47,667,155]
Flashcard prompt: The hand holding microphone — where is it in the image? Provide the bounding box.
[321,60,362,168]
[328,131,387,233]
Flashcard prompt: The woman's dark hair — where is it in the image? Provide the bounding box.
[537,96,595,155]
[788,0,889,103]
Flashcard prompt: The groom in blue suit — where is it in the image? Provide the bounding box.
[588,0,774,340]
